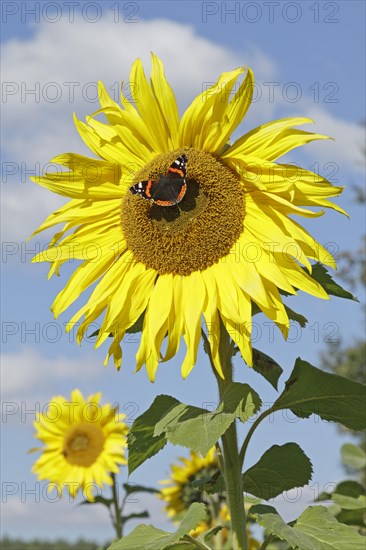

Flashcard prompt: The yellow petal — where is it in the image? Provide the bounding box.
[129,58,169,152]
[150,53,180,149]
[136,274,174,381]
[205,68,254,154]
[223,117,314,159]
[178,67,244,149]
[180,272,206,378]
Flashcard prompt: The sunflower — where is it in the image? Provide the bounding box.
[160,449,259,549]
[160,447,220,519]
[30,54,345,380]
[31,389,128,501]
[160,447,223,539]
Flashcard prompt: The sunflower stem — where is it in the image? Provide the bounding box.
[216,323,248,550]
[259,533,276,550]
[111,473,123,539]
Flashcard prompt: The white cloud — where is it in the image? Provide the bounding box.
[0,347,102,404]
[301,106,365,172]
[277,99,365,174]
[2,15,276,241]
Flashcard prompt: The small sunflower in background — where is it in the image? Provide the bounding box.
[30,54,345,380]
[160,448,260,549]
[31,389,128,501]
[160,448,223,538]
[160,448,221,519]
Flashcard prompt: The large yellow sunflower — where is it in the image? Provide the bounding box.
[31,389,128,501]
[30,54,344,380]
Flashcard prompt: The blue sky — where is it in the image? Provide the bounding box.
[1,0,365,543]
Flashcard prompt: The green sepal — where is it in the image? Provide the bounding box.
[284,305,308,327]
[87,313,145,339]
[308,263,358,301]
[279,263,358,302]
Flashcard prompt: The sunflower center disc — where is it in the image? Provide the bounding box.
[121,148,245,276]
[63,424,105,466]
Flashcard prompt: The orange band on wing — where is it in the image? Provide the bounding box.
[145,180,153,198]
[177,183,187,201]
[168,167,184,178]
[155,199,174,206]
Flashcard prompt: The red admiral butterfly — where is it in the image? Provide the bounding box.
[129,155,188,207]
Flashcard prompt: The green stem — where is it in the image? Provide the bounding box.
[216,324,248,550]
[259,534,276,550]
[220,422,248,550]
[111,473,123,539]
[238,407,275,469]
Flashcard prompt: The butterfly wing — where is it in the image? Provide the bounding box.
[129,155,188,206]
[152,177,187,206]
[167,154,188,180]
[129,180,154,199]
[151,154,188,206]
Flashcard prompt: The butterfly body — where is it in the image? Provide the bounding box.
[130,155,188,207]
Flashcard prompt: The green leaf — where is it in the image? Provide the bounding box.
[128,395,180,475]
[203,525,224,542]
[308,263,358,301]
[315,491,332,502]
[332,493,366,510]
[123,483,159,495]
[154,383,261,456]
[284,306,308,328]
[243,443,313,500]
[334,480,365,498]
[335,507,366,528]
[252,348,283,390]
[249,503,278,516]
[341,443,366,470]
[121,511,149,525]
[107,525,176,550]
[108,503,207,550]
[172,503,207,544]
[315,480,365,503]
[190,471,223,494]
[273,358,366,430]
[250,504,366,549]
[164,545,198,550]
[79,495,113,508]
